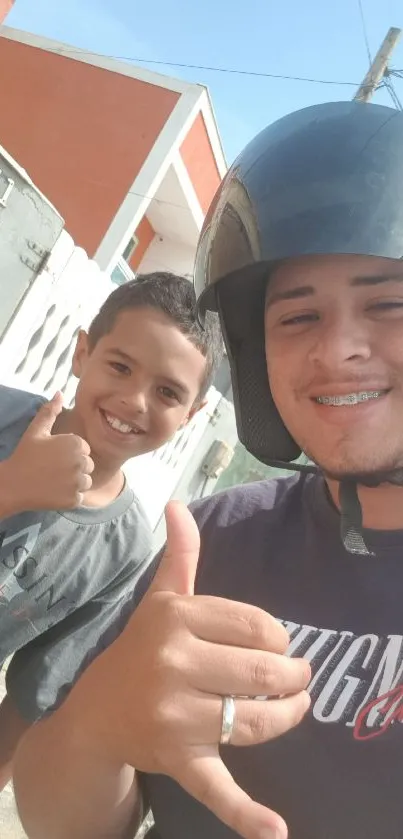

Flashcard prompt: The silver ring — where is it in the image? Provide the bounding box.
[220,695,235,745]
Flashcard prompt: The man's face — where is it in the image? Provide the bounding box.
[71,306,206,470]
[265,254,403,480]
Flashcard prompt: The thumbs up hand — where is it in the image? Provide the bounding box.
[67,501,311,839]
[3,392,94,515]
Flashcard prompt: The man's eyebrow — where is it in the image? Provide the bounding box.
[107,348,190,395]
[266,273,403,307]
[266,286,315,308]
[350,273,403,287]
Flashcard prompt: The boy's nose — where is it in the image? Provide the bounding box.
[121,389,147,414]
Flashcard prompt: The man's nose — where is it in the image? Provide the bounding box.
[308,314,372,369]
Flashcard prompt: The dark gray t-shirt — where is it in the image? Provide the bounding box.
[0,385,153,721]
[142,473,403,839]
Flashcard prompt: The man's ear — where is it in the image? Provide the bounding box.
[72,330,90,379]
[182,399,208,426]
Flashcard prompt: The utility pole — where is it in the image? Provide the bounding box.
[354,26,402,103]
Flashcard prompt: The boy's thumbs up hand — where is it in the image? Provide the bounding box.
[4,393,94,515]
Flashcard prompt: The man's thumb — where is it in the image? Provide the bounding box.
[27,391,64,436]
[151,500,200,596]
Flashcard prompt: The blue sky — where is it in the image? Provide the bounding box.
[6,0,403,163]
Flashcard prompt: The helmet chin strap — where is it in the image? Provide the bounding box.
[338,468,403,554]
[266,458,403,556]
[338,481,374,556]
[264,459,316,475]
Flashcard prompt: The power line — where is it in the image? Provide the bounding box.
[109,58,360,87]
[357,0,372,66]
[46,44,360,87]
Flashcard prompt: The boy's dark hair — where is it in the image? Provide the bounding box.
[87,272,223,401]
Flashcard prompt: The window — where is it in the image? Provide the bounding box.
[111,234,139,286]
[111,259,136,286]
[122,235,138,263]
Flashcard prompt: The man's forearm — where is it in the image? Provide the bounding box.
[13,706,142,839]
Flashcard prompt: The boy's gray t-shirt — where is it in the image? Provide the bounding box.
[0,385,153,721]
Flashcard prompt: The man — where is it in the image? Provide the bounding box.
[12,100,403,839]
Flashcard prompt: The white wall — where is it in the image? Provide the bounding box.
[123,386,222,530]
[138,235,195,278]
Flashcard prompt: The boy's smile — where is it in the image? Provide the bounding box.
[102,411,146,435]
[98,408,147,446]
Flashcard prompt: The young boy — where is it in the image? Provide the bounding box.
[0,270,222,786]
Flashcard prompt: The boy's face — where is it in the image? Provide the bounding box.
[264,253,403,481]
[71,306,207,470]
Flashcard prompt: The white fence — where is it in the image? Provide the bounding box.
[0,230,221,528]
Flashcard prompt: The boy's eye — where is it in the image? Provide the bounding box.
[109,362,130,375]
[158,386,180,403]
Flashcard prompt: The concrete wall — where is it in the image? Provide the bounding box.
[130,215,155,271]
[138,234,196,277]
[180,112,221,213]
